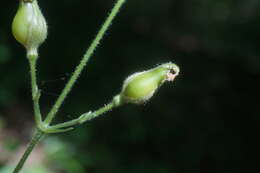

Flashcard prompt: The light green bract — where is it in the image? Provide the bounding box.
[12,0,47,57]
[120,62,180,104]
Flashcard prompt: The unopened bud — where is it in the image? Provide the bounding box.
[120,62,180,104]
[12,0,47,57]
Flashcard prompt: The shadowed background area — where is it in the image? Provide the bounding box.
[0,0,260,173]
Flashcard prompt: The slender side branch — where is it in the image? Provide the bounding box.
[79,101,115,123]
[44,0,126,125]
[48,118,80,130]
[13,130,44,173]
[46,95,122,132]
[28,56,42,126]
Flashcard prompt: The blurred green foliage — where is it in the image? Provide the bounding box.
[0,166,50,173]
[0,0,260,173]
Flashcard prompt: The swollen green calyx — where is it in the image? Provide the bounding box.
[120,62,180,104]
[12,0,47,57]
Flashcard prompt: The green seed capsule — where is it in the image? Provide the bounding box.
[120,62,180,104]
[12,0,47,57]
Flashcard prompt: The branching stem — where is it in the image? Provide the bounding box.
[44,0,126,125]
[47,95,122,131]
[13,130,44,173]
[12,0,127,173]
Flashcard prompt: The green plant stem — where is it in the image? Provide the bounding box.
[28,57,42,125]
[80,101,115,122]
[13,129,44,173]
[13,56,44,173]
[44,0,126,125]
[48,96,121,131]
[48,118,80,130]
[13,0,127,172]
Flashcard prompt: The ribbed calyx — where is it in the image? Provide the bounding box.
[120,62,180,104]
[12,0,47,58]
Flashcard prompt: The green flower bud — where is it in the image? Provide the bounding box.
[120,62,180,104]
[12,0,47,57]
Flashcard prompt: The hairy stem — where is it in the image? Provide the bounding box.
[28,57,42,125]
[13,130,44,173]
[12,56,43,173]
[79,101,116,123]
[48,95,122,131]
[12,0,127,172]
[44,0,126,125]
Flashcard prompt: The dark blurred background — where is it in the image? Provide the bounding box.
[0,0,260,173]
